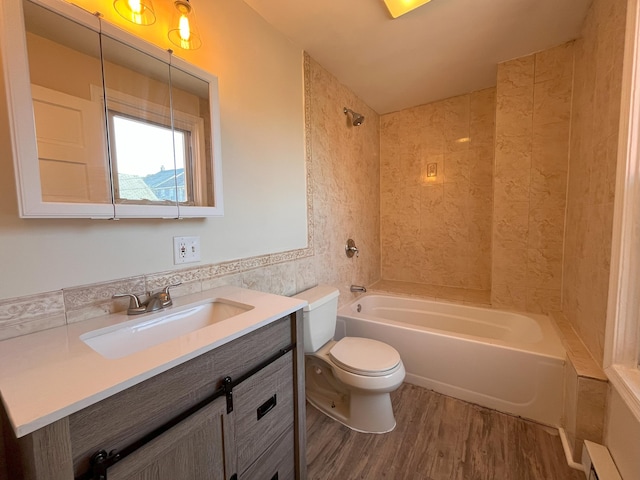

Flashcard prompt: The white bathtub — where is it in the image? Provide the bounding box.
[336,293,566,426]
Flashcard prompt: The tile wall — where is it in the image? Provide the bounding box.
[305,55,381,303]
[0,53,381,339]
[491,43,574,313]
[563,0,627,365]
[380,89,495,291]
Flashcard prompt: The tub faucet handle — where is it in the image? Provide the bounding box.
[345,239,359,258]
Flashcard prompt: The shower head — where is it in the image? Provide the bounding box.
[344,107,365,126]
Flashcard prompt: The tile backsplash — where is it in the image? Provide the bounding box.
[0,250,315,341]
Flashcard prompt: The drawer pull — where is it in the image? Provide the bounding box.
[257,394,277,420]
[270,473,278,480]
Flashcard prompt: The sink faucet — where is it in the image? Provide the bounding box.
[113,282,182,315]
[350,285,367,293]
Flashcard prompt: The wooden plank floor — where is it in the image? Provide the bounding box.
[306,383,582,480]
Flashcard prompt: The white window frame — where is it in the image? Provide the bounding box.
[605,0,640,421]
[91,85,206,212]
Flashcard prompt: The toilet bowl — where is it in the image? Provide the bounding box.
[294,285,405,433]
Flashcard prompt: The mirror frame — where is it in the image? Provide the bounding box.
[0,0,224,219]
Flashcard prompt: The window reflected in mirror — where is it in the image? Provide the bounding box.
[110,114,190,204]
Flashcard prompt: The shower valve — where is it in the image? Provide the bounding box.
[345,239,359,258]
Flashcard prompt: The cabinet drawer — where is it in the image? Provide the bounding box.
[239,429,294,480]
[234,351,294,473]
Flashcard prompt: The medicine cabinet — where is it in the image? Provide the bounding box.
[0,0,223,218]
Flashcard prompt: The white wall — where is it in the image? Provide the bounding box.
[606,387,640,479]
[0,0,307,300]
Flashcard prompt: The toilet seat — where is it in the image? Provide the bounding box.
[329,337,401,377]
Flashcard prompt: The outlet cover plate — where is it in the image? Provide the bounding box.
[173,236,201,264]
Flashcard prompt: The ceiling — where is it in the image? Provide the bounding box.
[241,0,592,114]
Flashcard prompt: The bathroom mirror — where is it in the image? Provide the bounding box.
[0,0,223,218]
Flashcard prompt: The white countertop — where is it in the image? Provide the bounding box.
[0,286,306,438]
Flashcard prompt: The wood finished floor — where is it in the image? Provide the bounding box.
[306,384,582,480]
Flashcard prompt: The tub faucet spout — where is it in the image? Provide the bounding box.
[350,285,367,293]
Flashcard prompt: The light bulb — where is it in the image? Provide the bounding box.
[128,0,142,14]
[179,15,191,41]
[168,0,202,50]
[113,0,156,25]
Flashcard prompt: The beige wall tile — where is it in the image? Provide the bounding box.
[535,42,575,83]
[496,89,535,137]
[496,55,535,92]
[381,88,494,290]
[493,203,529,249]
[491,283,527,310]
[492,247,528,285]
[562,0,626,366]
[533,78,572,126]
[527,247,563,290]
[492,42,573,312]
[528,203,566,250]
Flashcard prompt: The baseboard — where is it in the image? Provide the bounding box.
[559,427,585,471]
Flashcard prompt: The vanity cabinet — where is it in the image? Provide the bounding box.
[0,312,306,480]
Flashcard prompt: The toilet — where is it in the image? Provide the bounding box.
[294,285,405,433]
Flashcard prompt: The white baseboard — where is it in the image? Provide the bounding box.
[558,427,586,471]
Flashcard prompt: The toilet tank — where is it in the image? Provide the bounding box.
[293,285,340,353]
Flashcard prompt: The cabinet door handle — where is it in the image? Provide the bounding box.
[257,394,277,420]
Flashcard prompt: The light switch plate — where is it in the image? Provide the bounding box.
[173,236,201,264]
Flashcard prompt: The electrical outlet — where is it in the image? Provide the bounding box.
[173,236,201,264]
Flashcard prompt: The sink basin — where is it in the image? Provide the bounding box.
[80,299,253,359]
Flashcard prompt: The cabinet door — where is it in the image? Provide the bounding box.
[106,396,231,480]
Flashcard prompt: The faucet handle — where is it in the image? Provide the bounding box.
[161,282,182,294]
[345,239,359,258]
[159,282,182,307]
[112,293,146,314]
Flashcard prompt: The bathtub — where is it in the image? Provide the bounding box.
[336,293,566,427]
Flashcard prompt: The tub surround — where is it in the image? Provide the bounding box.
[0,286,305,438]
[562,0,627,367]
[491,43,573,314]
[380,88,495,291]
[305,54,381,305]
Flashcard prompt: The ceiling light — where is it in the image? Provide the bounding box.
[168,0,202,50]
[383,0,433,19]
[113,0,156,25]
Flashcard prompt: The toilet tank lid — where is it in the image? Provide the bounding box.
[292,284,340,311]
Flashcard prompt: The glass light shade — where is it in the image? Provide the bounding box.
[383,0,433,19]
[168,0,202,50]
[113,0,156,25]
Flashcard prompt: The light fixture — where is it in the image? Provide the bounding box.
[383,0,433,19]
[168,0,202,50]
[113,0,156,25]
